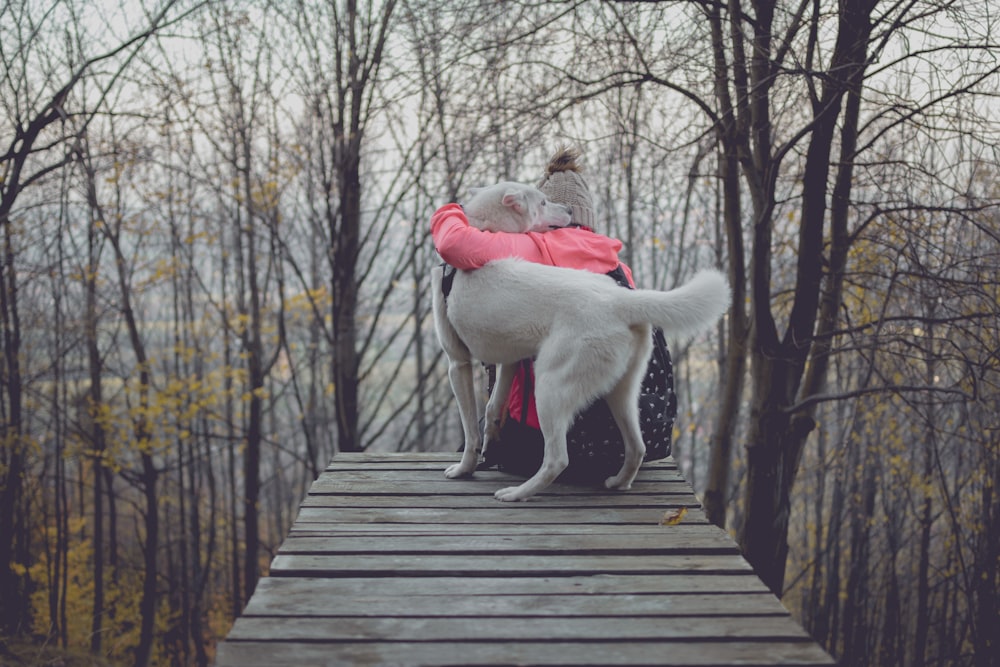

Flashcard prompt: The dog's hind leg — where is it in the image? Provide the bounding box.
[603,383,646,490]
[604,327,653,490]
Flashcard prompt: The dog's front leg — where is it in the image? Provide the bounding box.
[481,363,516,461]
[444,358,481,479]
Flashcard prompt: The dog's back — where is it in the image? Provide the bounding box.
[444,258,729,365]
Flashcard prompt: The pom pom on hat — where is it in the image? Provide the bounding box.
[536,147,595,229]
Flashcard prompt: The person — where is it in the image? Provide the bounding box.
[431,147,675,483]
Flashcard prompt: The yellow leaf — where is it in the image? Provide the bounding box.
[660,507,688,526]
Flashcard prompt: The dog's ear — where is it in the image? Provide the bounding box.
[502,190,526,214]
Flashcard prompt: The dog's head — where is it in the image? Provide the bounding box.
[464,182,573,233]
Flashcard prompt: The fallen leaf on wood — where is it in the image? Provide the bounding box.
[660,507,688,526]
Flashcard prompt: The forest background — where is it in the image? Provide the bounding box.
[1,1,997,665]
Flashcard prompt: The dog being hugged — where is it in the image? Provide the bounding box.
[431,181,730,502]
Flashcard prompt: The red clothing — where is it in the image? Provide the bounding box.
[431,203,635,427]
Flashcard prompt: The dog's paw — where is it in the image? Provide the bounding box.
[494,486,529,502]
[444,463,474,479]
[604,475,633,491]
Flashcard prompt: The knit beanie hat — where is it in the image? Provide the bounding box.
[536,147,595,229]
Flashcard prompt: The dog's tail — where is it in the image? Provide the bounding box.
[620,269,731,338]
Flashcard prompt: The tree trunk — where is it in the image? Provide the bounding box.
[704,132,748,528]
[86,230,107,655]
[239,116,272,599]
[331,156,361,451]
[323,0,396,453]
[738,0,875,596]
[242,315,264,599]
[701,0,749,527]
[973,450,999,667]
[913,329,936,666]
[117,269,158,667]
[0,217,29,636]
[803,421,827,633]
[844,446,877,665]
[739,364,814,594]
[819,447,846,652]
[218,213,242,616]
[83,135,160,664]
[135,451,159,667]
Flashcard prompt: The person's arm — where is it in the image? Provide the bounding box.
[430,202,625,275]
[431,203,551,269]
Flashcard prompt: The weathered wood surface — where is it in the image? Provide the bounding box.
[216,453,834,666]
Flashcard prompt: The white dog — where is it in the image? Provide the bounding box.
[432,182,730,501]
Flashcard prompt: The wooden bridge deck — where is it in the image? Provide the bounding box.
[216,452,834,666]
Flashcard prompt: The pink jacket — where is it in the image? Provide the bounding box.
[432,204,633,279]
[431,203,635,427]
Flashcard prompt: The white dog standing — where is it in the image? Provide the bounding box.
[432,182,730,501]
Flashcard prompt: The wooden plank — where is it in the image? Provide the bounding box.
[291,505,708,525]
[226,615,812,642]
[287,526,716,539]
[305,482,696,497]
[328,452,461,463]
[216,639,835,666]
[268,553,753,577]
[299,492,705,511]
[306,479,692,496]
[240,587,789,618]
[240,574,777,601]
[320,462,680,476]
[321,462,679,477]
[326,453,678,469]
[277,529,741,555]
[284,521,715,533]
[285,523,723,537]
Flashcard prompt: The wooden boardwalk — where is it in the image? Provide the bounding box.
[216,452,835,666]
